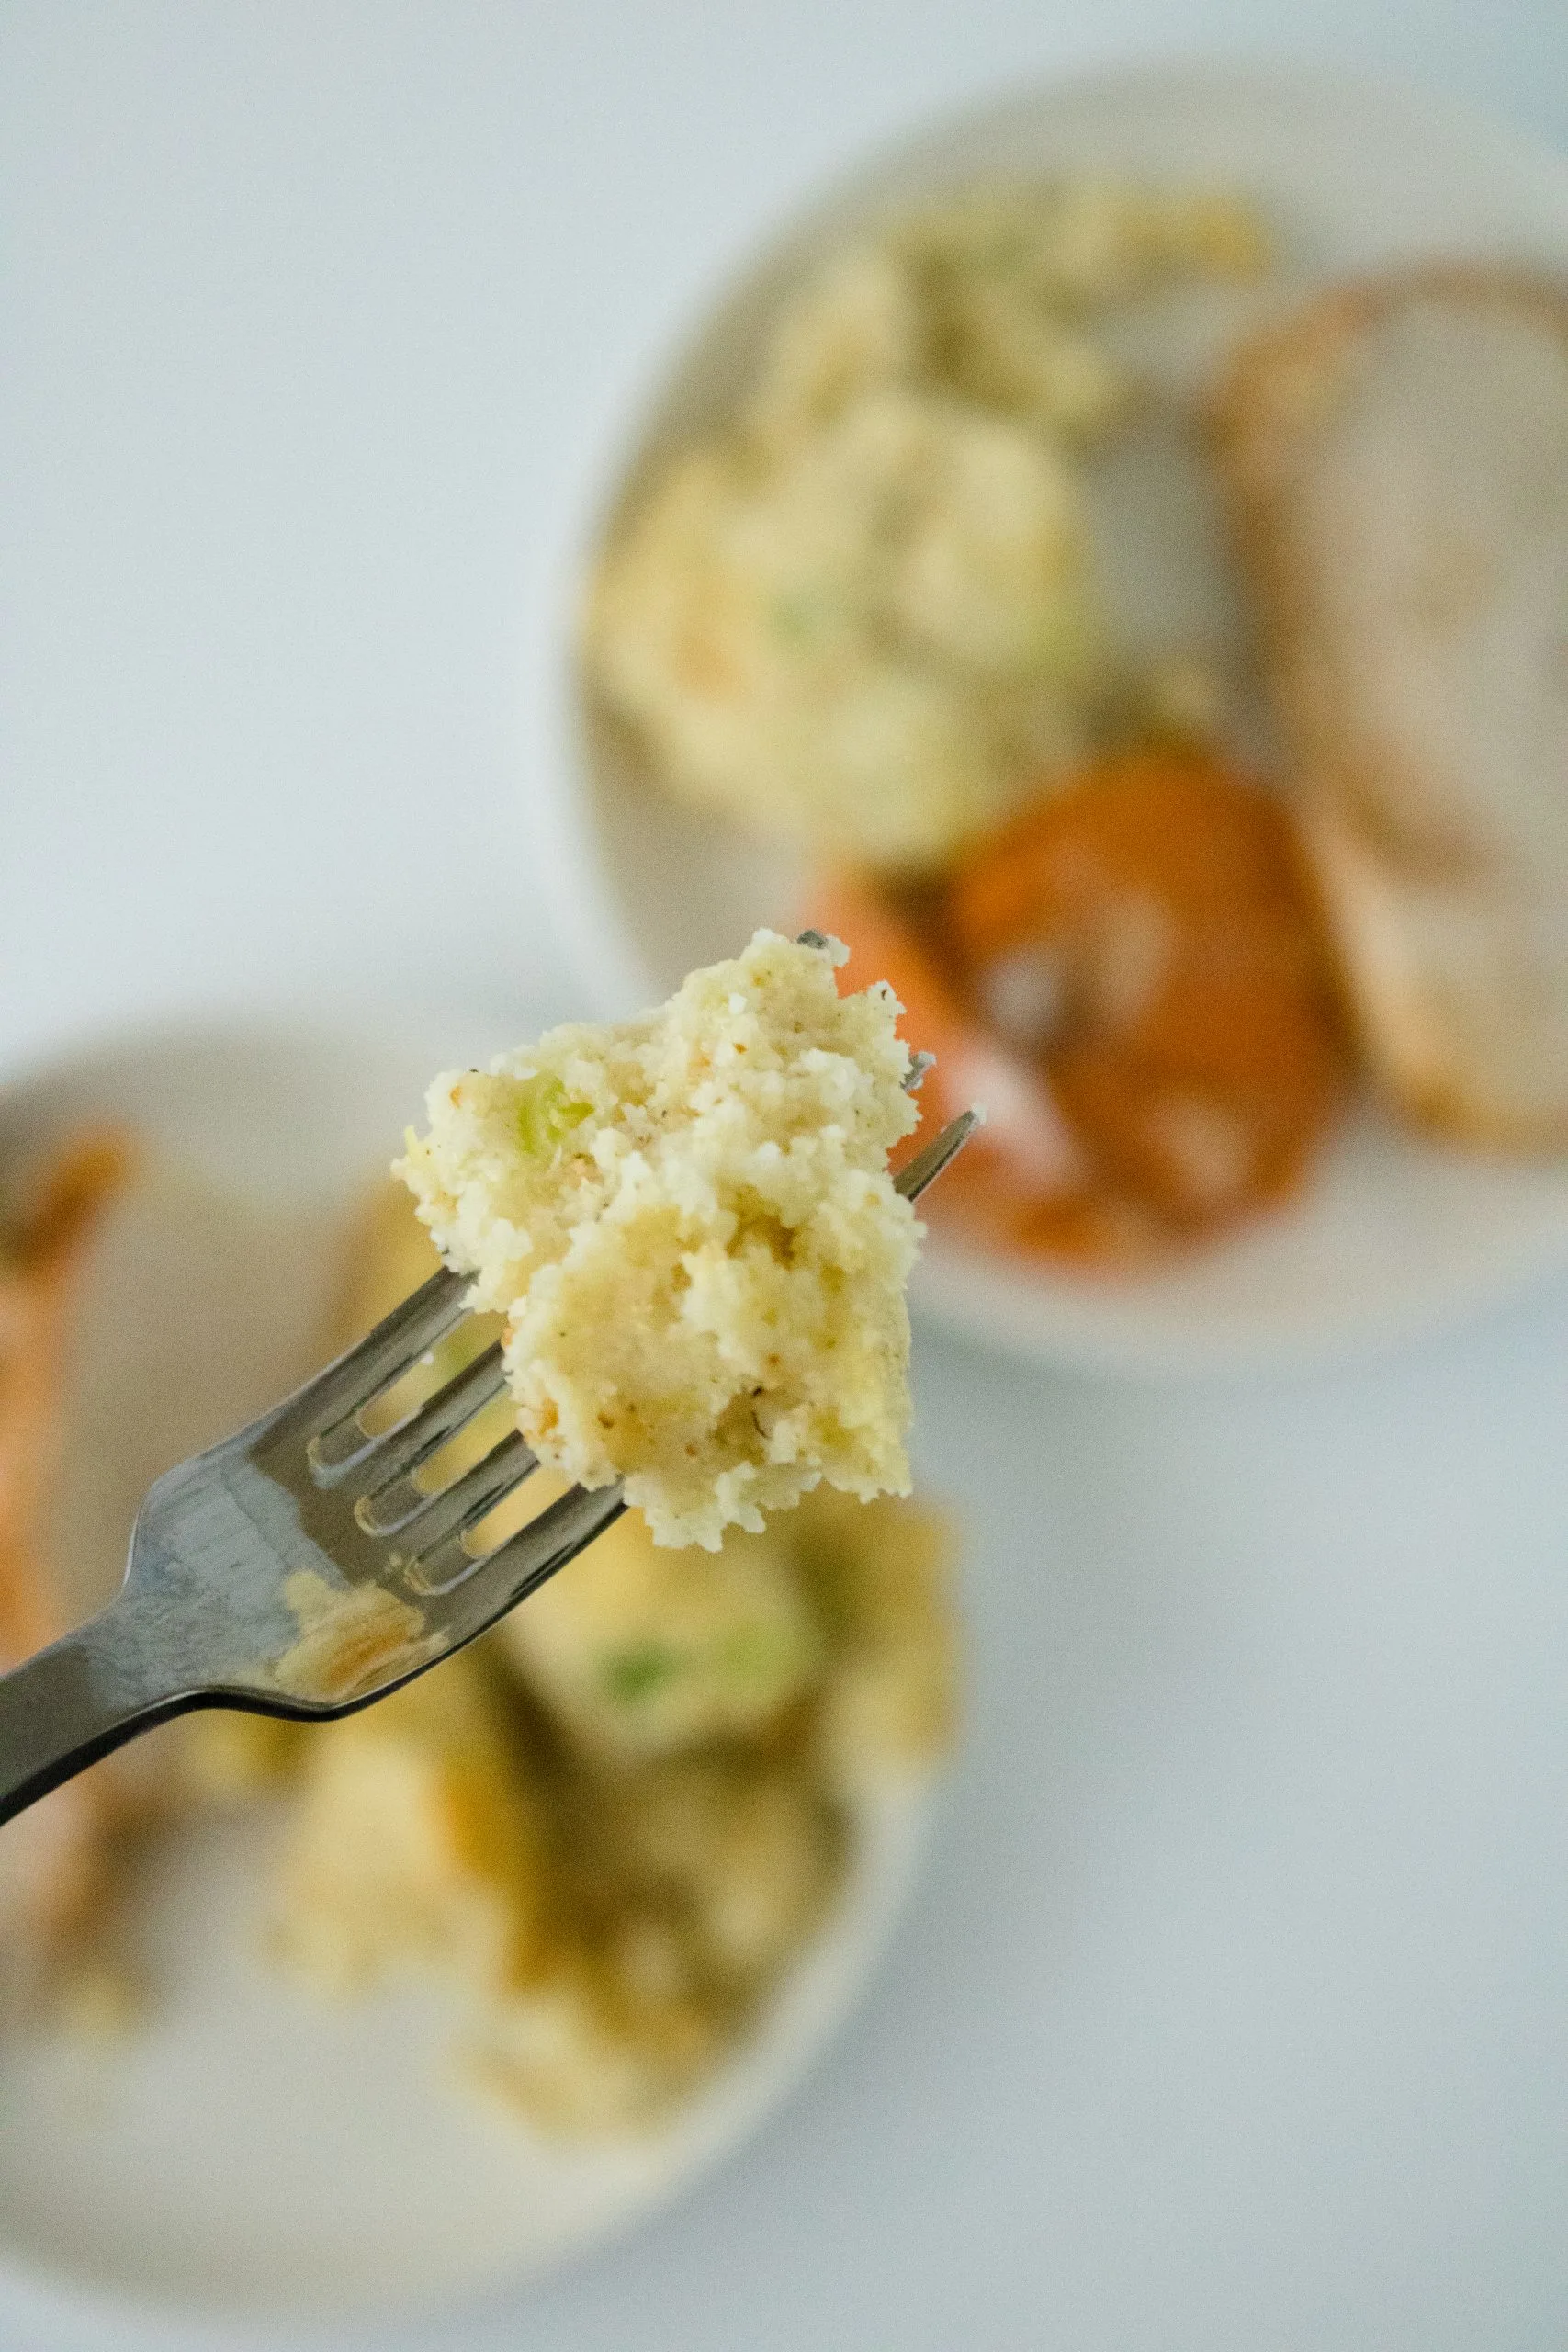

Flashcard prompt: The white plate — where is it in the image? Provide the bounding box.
[0,1017,933,2327]
[534,62,1568,1375]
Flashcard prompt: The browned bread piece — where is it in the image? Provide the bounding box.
[1212,267,1568,1146]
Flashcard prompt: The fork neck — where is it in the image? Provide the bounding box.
[0,1596,200,1827]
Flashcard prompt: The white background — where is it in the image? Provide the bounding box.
[4,6,1568,2349]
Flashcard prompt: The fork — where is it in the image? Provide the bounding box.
[0,1107,978,1826]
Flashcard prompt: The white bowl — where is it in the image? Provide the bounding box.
[0,1016,934,2328]
[533,61,1568,1376]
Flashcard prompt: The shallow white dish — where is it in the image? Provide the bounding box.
[536,60,1568,1375]
[0,1017,932,2328]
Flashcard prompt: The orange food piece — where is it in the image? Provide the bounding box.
[804,871,1094,1245]
[944,749,1348,1253]
[807,748,1348,1268]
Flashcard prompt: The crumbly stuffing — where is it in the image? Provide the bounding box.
[396,930,921,1547]
[271,1661,552,1994]
[268,1469,953,2133]
[497,1476,824,1761]
[584,177,1267,869]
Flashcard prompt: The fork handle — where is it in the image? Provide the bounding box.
[0,1600,194,1827]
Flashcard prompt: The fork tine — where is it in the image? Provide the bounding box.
[394,1430,539,1589]
[895,1108,982,1202]
[315,1336,507,1483]
[364,1421,535,1546]
[457,1478,628,1614]
[298,1264,468,1438]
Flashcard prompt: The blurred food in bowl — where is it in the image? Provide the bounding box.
[584,177,1268,872]
[239,1179,955,2132]
[579,160,1568,1289]
[0,1148,957,2139]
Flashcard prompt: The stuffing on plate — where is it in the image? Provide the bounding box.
[201,1181,956,2133]
[584,176,1268,869]
[397,929,922,1547]
[0,1136,956,2138]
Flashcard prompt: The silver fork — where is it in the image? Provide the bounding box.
[0,1109,977,1826]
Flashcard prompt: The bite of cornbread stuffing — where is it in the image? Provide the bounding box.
[396,930,922,1547]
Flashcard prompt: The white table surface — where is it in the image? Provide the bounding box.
[4,6,1568,2349]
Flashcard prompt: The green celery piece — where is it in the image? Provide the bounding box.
[601,1641,686,1705]
[513,1074,592,1159]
